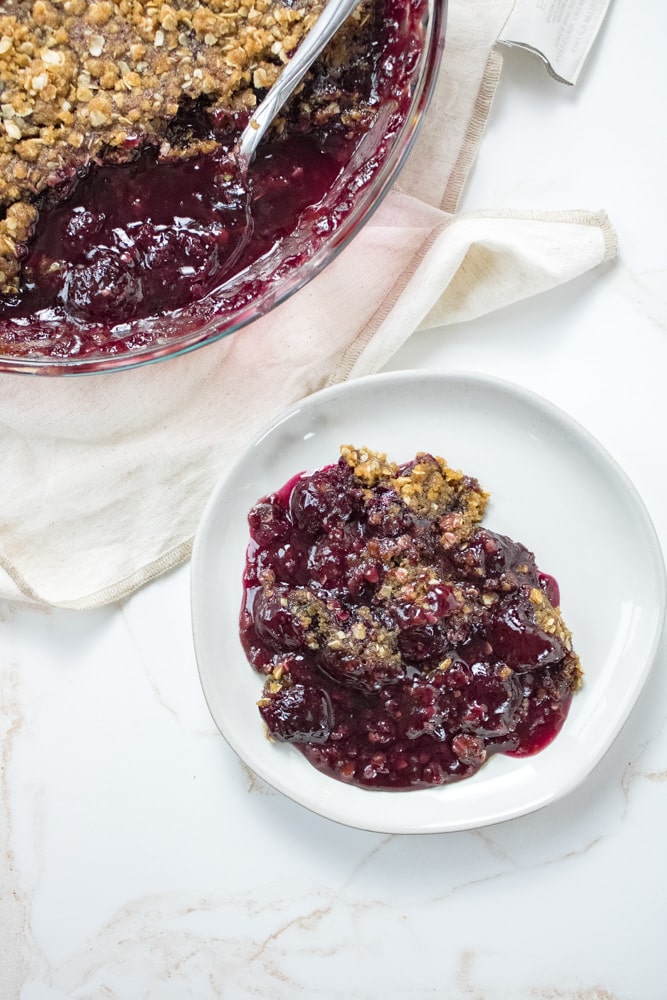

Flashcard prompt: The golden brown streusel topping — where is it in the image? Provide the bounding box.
[340,444,490,544]
[0,0,369,293]
[529,586,582,690]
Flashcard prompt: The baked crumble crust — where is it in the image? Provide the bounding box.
[0,0,371,293]
[340,444,490,543]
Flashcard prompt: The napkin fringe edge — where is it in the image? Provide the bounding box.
[325,215,453,385]
[0,542,193,610]
[442,47,504,214]
[453,206,619,260]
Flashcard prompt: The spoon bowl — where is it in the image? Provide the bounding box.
[237,0,363,170]
[214,0,364,280]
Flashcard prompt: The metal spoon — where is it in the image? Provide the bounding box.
[215,0,362,281]
[237,0,362,170]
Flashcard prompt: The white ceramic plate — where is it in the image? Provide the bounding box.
[191,371,666,833]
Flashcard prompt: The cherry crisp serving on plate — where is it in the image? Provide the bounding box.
[240,446,582,791]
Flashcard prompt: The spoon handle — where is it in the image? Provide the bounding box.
[238,0,362,166]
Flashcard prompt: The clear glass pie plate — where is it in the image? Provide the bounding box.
[0,0,446,375]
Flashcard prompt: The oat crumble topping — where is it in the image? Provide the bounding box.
[340,444,490,540]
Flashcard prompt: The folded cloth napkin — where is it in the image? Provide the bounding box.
[0,0,617,610]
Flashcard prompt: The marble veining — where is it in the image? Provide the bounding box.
[3,560,666,997]
[613,264,667,334]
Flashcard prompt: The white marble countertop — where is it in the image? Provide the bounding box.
[2,2,666,997]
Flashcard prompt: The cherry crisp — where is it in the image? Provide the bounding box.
[0,0,424,358]
[240,446,582,791]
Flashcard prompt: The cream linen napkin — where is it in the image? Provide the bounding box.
[0,0,617,609]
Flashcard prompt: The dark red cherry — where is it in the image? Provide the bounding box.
[260,684,333,744]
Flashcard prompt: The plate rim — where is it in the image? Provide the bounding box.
[191,369,667,833]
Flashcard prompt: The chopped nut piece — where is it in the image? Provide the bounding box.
[88,35,105,57]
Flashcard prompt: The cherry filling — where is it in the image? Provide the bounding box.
[7,135,343,325]
[0,0,427,358]
[240,449,582,791]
